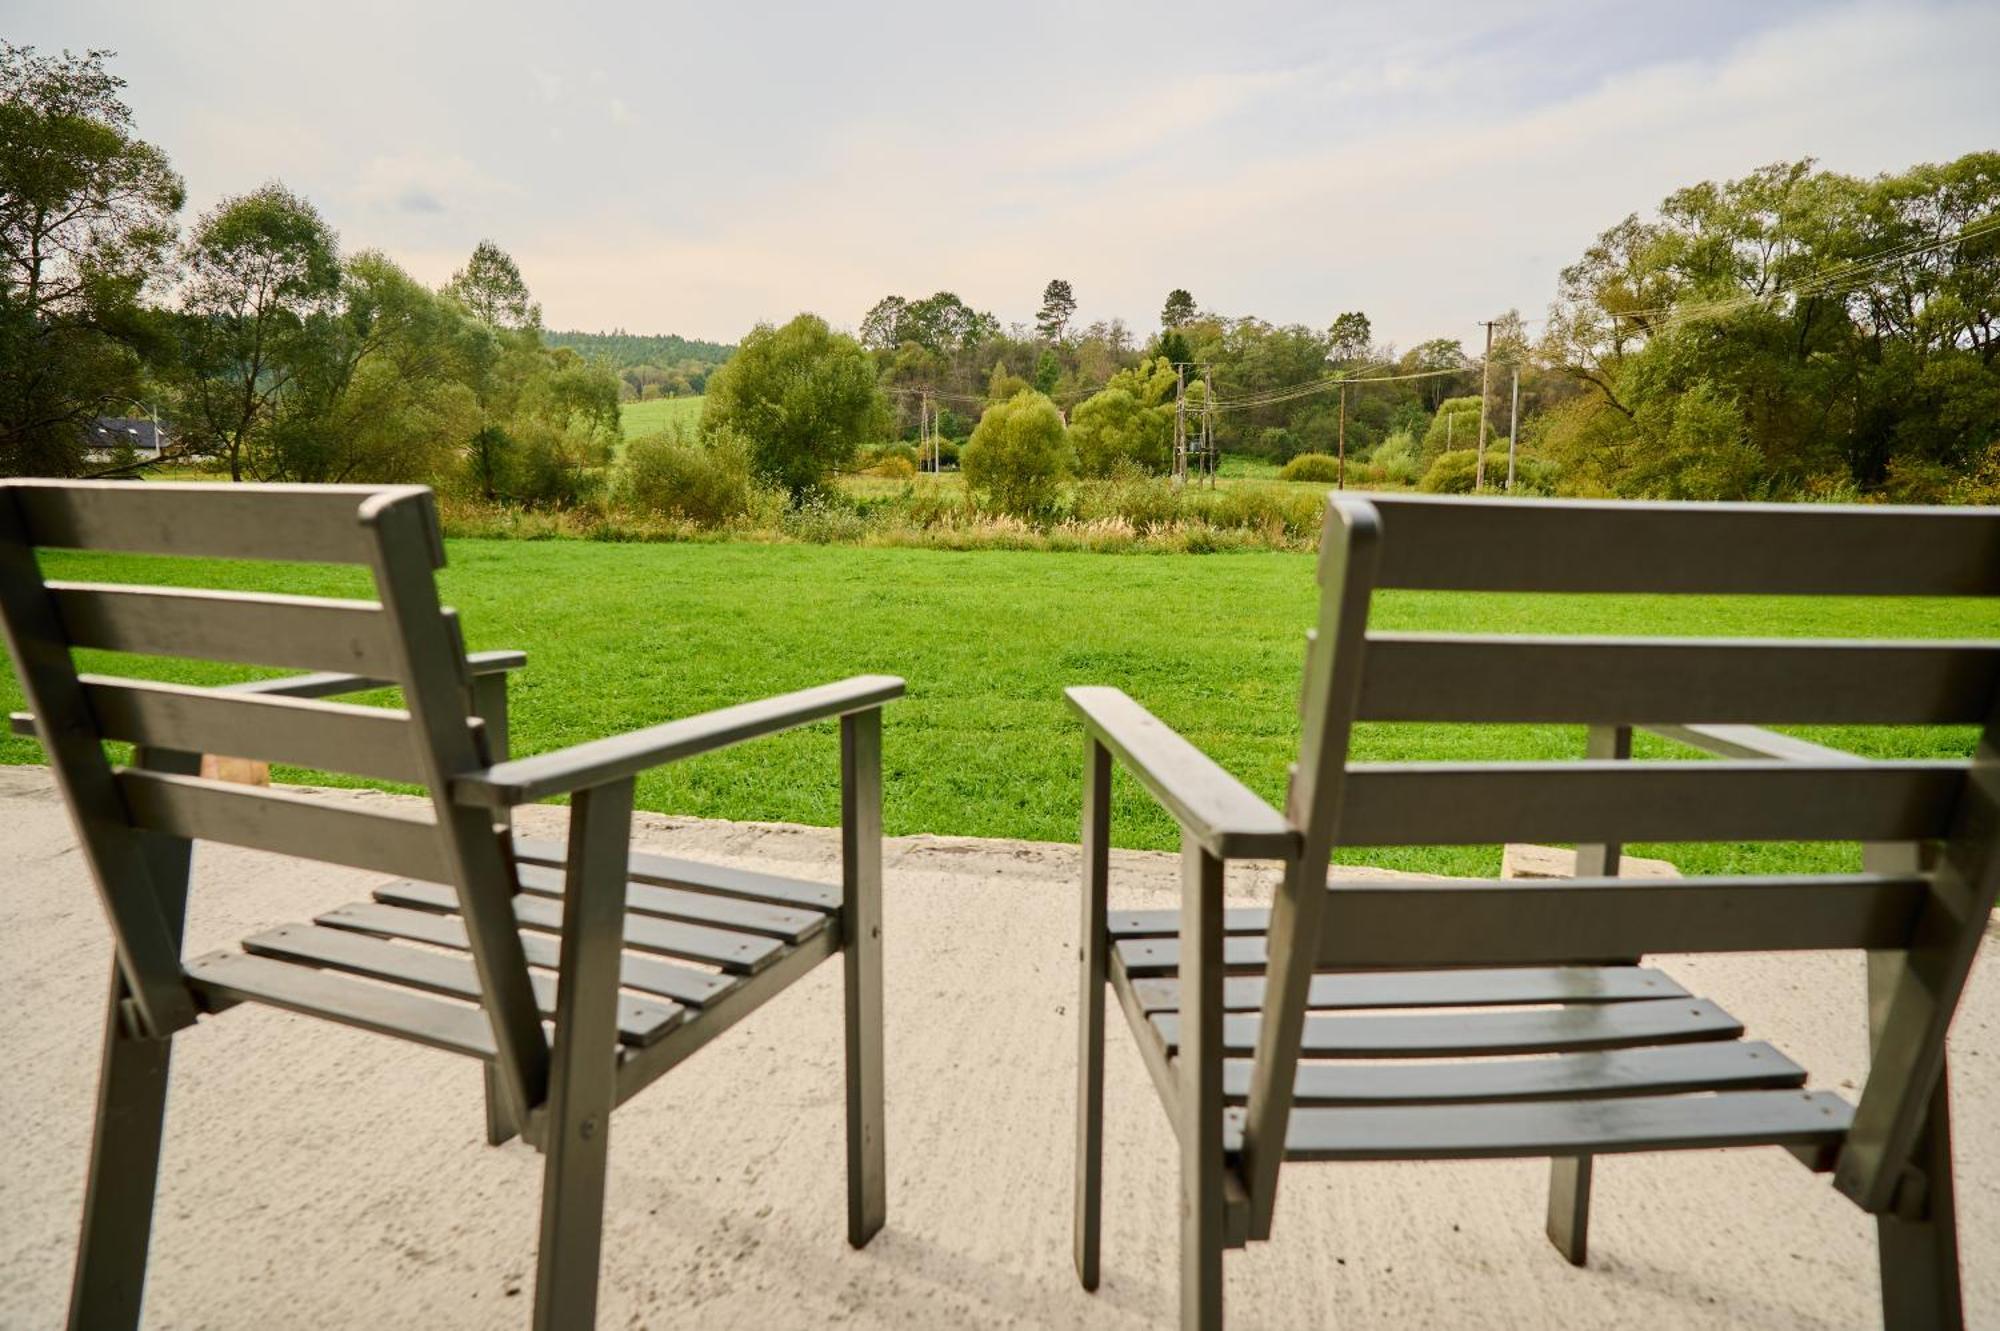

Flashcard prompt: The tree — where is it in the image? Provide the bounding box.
[254,250,480,483]
[1161,288,1197,329]
[1036,278,1076,343]
[1033,347,1061,394]
[1069,356,1177,475]
[1410,337,1469,410]
[1540,152,2000,498]
[171,182,341,480]
[0,44,184,475]
[1327,311,1372,364]
[985,360,1031,405]
[444,239,539,329]
[962,389,1071,515]
[859,295,908,350]
[702,312,885,498]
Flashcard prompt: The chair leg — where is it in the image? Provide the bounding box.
[1875,1062,1963,1330]
[1546,1155,1592,1266]
[1074,738,1111,1291]
[532,779,632,1331]
[1180,838,1226,1331]
[841,709,887,1248]
[67,969,175,1331]
[484,1063,517,1147]
[71,748,197,1331]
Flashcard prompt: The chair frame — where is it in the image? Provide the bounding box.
[0,481,899,1329]
[1070,492,2000,1330]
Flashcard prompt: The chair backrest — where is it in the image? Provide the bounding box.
[1241,494,2000,1219]
[0,481,548,1113]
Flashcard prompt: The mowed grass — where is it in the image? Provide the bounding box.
[6,541,1993,878]
[619,395,705,439]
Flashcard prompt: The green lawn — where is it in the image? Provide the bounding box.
[8,541,1992,877]
[619,395,705,439]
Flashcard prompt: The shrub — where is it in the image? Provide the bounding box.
[1421,396,1487,461]
[702,313,887,498]
[1278,452,1342,483]
[508,418,610,508]
[619,426,757,525]
[1068,358,1177,476]
[962,390,1073,517]
[1372,429,1421,484]
[1418,448,1513,494]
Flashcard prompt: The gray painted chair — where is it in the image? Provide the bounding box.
[1069,493,1999,1330]
[0,480,900,1329]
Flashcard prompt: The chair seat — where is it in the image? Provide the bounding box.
[184,838,843,1073]
[1106,908,1844,1163]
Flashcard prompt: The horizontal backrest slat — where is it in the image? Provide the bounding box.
[1316,875,1929,967]
[1358,634,2000,725]
[1337,761,1963,846]
[50,583,396,675]
[117,769,448,881]
[80,676,424,782]
[1356,495,2000,595]
[10,480,435,565]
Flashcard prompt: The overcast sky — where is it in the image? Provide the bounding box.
[11,1,1997,348]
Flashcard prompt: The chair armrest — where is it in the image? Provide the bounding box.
[452,674,905,808]
[1065,686,1297,860]
[1642,723,1865,765]
[8,650,531,738]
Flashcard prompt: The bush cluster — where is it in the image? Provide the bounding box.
[1278,452,1342,483]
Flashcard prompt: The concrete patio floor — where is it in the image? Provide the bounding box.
[2,765,1995,1329]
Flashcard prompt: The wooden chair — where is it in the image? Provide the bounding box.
[0,480,901,1329]
[1069,493,1999,1330]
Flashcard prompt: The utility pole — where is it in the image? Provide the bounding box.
[1336,381,1348,490]
[1475,319,1495,492]
[1202,365,1215,488]
[1173,363,1187,486]
[1507,366,1520,492]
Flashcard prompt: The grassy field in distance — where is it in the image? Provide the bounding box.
[620,395,705,439]
[9,540,1992,878]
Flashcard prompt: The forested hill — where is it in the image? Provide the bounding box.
[543,329,734,367]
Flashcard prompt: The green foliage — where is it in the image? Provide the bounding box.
[1327,311,1372,363]
[1418,448,1513,494]
[1161,288,1197,328]
[1036,278,1076,342]
[506,416,610,508]
[546,329,731,400]
[1420,396,1486,462]
[619,425,759,524]
[985,361,1031,404]
[859,291,998,354]
[962,390,1071,516]
[254,250,479,484]
[1542,153,2000,499]
[1033,347,1060,394]
[0,44,185,477]
[702,313,885,499]
[1371,429,1422,485]
[1278,452,1342,483]
[1069,357,1177,476]
[444,240,539,329]
[171,182,342,480]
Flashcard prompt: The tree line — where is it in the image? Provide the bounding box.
[1,44,623,499]
[4,42,1996,510]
